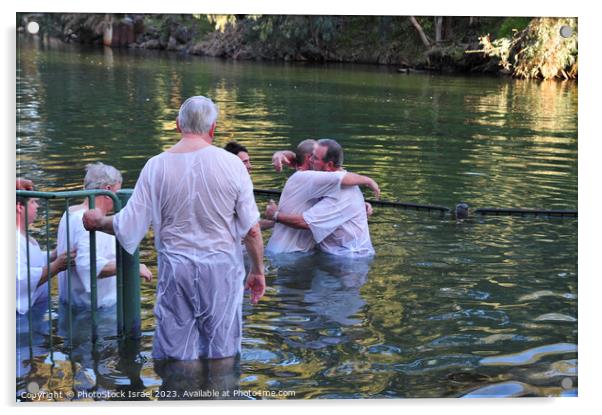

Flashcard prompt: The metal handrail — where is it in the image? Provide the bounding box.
[16,190,141,347]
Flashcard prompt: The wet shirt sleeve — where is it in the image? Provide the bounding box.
[114,161,154,255]
[234,163,260,239]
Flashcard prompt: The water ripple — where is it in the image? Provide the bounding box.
[480,343,577,366]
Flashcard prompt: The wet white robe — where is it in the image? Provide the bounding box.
[113,146,259,360]
[16,231,49,314]
[303,186,374,257]
[57,207,117,308]
[266,170,345,254]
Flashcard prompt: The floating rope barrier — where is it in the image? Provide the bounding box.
[253,189,577,218]
[364,198,450,213]
[474,208,577,218]
[17,189,577,219]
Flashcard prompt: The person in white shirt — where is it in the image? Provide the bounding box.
[57,163,152,309]
[265,139,379,255]
[16,179,72,314]
[225,140,274,232]
[82,96,266,361]
[266,139,375,257]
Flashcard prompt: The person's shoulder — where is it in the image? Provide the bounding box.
[285,170,306,185]
[63,208,86,231]
[289,170,318,180]
[292,170,344,182]
[212,146,241,162]
[68,205,86,217]
[212,146,248,174]
[146,152,167,165]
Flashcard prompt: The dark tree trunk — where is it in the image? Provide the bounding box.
[435,16,443,43]
[409,16,431,48]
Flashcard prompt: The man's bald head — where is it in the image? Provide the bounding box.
[295,139,317,170]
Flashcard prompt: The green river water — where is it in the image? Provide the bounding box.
[16,36,577,400]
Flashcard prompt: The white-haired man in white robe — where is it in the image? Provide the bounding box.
[82,96,265,361]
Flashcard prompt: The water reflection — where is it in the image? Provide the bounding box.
[154,357,241,400]
[269,252,370,330]
[16,304,51,381]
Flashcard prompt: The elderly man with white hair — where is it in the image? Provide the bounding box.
[57,162,153,309]
[82,96,265,361]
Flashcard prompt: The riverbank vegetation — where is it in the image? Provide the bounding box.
[17,13,577,80]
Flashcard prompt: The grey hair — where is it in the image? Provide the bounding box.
[177,96,219,134]
[295,139,317,167]
[317,138,344,168]
[84,162,122,190]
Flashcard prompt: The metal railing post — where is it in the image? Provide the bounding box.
[23,197,33,352]
[88,195,98,343]
[117,191,141,339]
[65,199,73,351]
[45,199,53,355]
[121,247,141,338]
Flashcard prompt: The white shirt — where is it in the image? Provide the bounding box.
[266,170,346,254]
[112,145,259,360]
[303,185,374,257]
[57,207,117,308]
[16,231,49,314]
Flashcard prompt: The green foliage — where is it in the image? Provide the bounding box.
[478,17,578,80]
[143,14,213,43]
[247,15,343,58]
[191,15,214,40]
[496,17,532,39]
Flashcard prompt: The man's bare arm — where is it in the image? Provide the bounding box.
[243,223,266,304]
[98,261,152,282]
[259,219,275,230]
[265,200,309,230]
[341,172,380,199]
[98,261,117,278]
[36,250,76,287]
[275,212,308,229]
[83,208,116,235]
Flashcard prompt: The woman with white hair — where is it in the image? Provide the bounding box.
[57,162,152,309]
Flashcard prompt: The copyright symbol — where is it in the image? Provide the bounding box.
[66,391,74,399]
